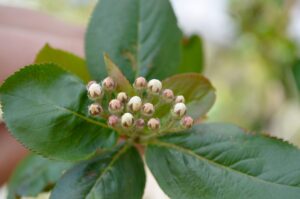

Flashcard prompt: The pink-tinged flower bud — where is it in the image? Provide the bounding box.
[134,77,147,90]
[121,113,134,128]
[175,95,185,103]
[147,79,162,94]
[87,81,102,99]
[181,116,194,129]
[127,96,142,112]
[162,89,174,102]
[108,115,119,127]
[135,118,145,129]
[117,92,128,103]
[172,103,187,118]
[147,118,160,130]
[141,103,155,116]
[88,103,103,116]
[109,99,123,113]
[102,77,116,91]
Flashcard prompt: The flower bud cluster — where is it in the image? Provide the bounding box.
[86,76,194,138]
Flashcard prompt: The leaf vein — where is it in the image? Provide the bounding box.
[152,140,300,189]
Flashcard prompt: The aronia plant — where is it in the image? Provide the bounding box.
[1,0,300,199]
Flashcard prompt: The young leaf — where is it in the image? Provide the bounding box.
[85,0,182,82]
[7,154,72,199]
[179,35,204,73]
[155,73,216,121]
[146,123,300,199]
[35,44,91,83]
[0,64,117,160]
[50,144,145,199]
[104,54,134,95]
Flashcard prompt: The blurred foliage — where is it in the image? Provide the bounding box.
[1,0,96,24]
[38,0,96,24]
[231,0,299,99]
[208,0,300,134]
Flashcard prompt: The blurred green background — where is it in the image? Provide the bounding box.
[1,0,300,145]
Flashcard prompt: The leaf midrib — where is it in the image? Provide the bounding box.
[135,0,142,77]
[2,93,109,129]
[151,140,300,189]
[86,144,130,198]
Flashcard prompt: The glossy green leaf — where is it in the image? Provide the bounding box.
[7,154,72,199]
[0,64,117,160]
[155,73,216,120]
[146,123,300,199]
[179,35,204,73]
[104,54,134,95]
[85,0,182,82]
[292,59,300,92]
[35,44,91,83]
[50,144,145,199]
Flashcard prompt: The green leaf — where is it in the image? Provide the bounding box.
[292,59,300,92]
[0,64,117,160]
[50,144,145,199]
[179,35,204,73]
[155,73,216,121]
[85,0,182,82]
[104,54,134,95]
[7,154,72,199]
[146,123,300,199]
[35,44,91,83]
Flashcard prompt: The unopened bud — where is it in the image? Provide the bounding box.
[135,118,145,129]
[172,103,187,118]
[102,77,116,91]
[147,79,162,94]
[87,81,102,99]
[117,92,128,103]
[88,103,103,116]
[181,116,194,129]
[127,96,142,112]
[109,99,123,113]
[108,115,119,127]
[141,103,155,116]
[134,77,147,90]
[147,118,160,130]
[121,113,134,128]
[162,89,174,102]
[175,95,185,103]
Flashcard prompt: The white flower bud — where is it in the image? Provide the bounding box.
[135,118,145,129]
[127,96,142,112]
[108,115,119,127]
[102,77,116,91]
[172,103,187,118]
[162,89,174,102]
[88,103,103,116]
[109,99,123,113]
[117,92,128,103]
[141,103,155,116]
[87,81,102,99]
[121,113,134,128]
[175,95,185,103]
[147,118,160,130]
[181,116,194,129]
[147,79,162,94]
[134,77,147,90]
